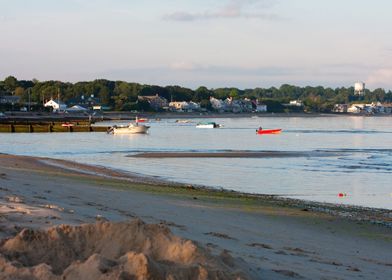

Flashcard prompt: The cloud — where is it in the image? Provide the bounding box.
[163,0,281,21]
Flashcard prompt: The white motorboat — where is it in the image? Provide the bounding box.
[196,122,221,128]
[108,123,150,134]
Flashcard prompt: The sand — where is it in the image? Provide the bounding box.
[0,220,249,279]
[0,154,391,279]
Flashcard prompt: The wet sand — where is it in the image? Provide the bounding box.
[129,150,338,158]
[0,154,391,279]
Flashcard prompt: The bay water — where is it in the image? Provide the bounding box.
[1,116,391,209]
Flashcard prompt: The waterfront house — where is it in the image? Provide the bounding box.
[169,101,188,111]
[333,104,348,113]
[210,97,224,112]
[169,101,201,112]
[44,99,67,112]
[0,95,20,105]
[138,94,168,111]
[255,104,267,112]
[289,100,304,107]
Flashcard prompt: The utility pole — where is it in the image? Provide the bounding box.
[28,88,31,112]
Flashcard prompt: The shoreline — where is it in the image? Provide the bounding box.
[2,111,391,124]
[3,153,392,227]
[1,153,391,279]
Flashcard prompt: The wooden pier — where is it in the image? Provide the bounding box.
[0,122,109,133]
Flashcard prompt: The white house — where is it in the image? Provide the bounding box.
[169,101,189,111]
[44,99,67,112]
[210,97,224,111]
[333,104,348,113]
[289,100,304,107]
[256,104,267,112]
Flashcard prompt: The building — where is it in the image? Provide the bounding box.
[332,104,348,113]
[0,95,20,104]
[255,104,267,112]
[44,99,67,112]
[169,101,201,112]
[354,82,365,95]
[138,94,168,110]
[289,100,304,107]
[169,101,188,111]
[347,103,374,114]
[210,97,224,112]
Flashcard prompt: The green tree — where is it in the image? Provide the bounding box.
[4,76,18,92]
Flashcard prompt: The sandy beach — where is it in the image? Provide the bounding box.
[0,154,391,279]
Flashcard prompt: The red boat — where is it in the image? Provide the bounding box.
[256,128,282,134]
[135,117,148,123]
[61,123,74,127]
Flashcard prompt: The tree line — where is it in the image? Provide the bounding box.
[1,76,391,112]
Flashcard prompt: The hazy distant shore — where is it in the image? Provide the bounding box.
[2,111,390,124]
[0,154,391,279]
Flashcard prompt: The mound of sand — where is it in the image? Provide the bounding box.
[0,219,251,280]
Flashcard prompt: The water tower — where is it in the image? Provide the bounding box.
[354,82,365,95]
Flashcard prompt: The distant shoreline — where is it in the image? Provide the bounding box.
[1,111,390,123]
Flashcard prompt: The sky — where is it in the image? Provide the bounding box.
[1,0,392,90]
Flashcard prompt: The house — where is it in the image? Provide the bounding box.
[210,97,224,112]
[333,104,348,113]
[187,101,201,111]
[347,104,364,114]
[44,99,67,112]
[289,100,304,107]
[347,104,374,114]
[0,95,20,104]
[169,101,188,111]
[256,104,267,112]
[138,94,168,110]
[251,100,267,112]
[169,101,201,112]
[384,105,392,114]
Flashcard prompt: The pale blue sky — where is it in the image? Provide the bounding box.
[1,0,391,89]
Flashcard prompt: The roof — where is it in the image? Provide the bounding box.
[66,105,88,111]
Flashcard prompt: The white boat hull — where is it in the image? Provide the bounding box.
[196,122,221,128]
[112,125,150,134]
[196,124,215,128]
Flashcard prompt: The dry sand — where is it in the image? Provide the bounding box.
[0,154,391,279]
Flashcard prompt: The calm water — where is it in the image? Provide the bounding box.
[1,116,391,209]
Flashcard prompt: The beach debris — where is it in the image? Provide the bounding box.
[95,214,108,221]
[42,204,64,212]
[5,196,24,203]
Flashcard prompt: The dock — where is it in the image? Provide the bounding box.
[0,121,109,133]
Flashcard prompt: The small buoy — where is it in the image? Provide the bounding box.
[338,193,346,197]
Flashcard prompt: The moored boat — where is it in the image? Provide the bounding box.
[136,117,148,123]
[175,119,191,123]
[256,128,282,134]
[108,123,150,134]
[196,122,221,128]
